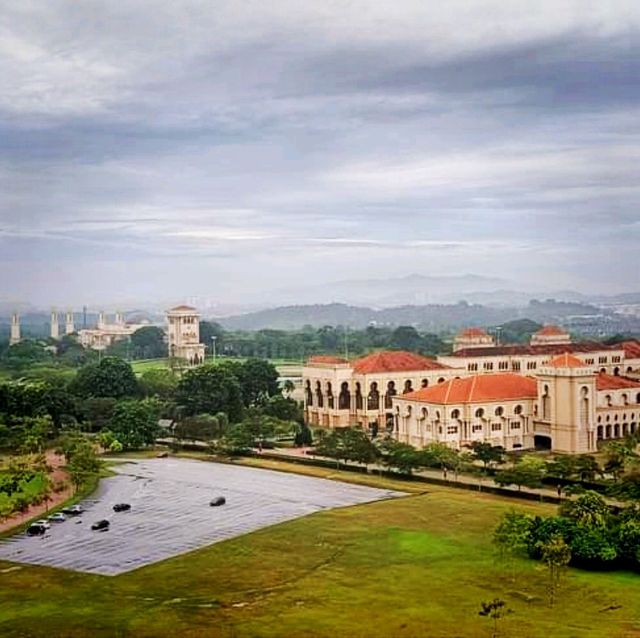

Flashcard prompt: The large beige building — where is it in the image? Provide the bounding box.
[303,331,640,454]
[303,351,458,433]
[78,312,151,350]
[393,353,640,454]
[166,305,205,365]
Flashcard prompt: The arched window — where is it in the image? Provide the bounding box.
[305,380,313,406]
[385,381,397,409]
[326,382,334,409]
[475,407,485,419]
[514,405,523,416]
[421,378,429,388]
[368,382,380,411]
[315,381,324,408]
[437,377,445,384]
[622,394,629,406]
[338,382,351,410]
[355,382,363,410]
[605,394,612,407]
[542,385,550,420]
[580,386,589,427]
[637,393,640,404]
[495,406,504,417]
[451,409,460,420]
[403,379,413,394]
[420,407,428,420]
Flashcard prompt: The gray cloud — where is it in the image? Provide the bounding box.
[0,1,638,306]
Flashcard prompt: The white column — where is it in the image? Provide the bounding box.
[10,313,20,345]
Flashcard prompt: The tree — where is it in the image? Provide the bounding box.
[66,439,101,492]
[559,491,610,527]
[70,357,138,399]
[108,400,160,450]
[377,438,419,475]
[469,441,505,471]
[388,326,422,351]
[176,364,244,421]
[418,442,462,479]
[282,379,296,396]
[547,455,576,497]
[493,509,532,580]
[199,321,225,354]
[130,326,167,359]
[236,358,280,406]
[262,395,302,422]
[539,536,571,607]
[478,598,512,638]
[495,455,546,492]
[573,455,601,483]
[139,368,178,399]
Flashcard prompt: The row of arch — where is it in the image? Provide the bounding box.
[602,392,640,407]
[305,378,447,411]
[597,422,637,440]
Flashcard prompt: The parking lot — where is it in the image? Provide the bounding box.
[0,458,403,576]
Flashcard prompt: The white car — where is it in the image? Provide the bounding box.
[48,513,66,523]
[34,519,51,530]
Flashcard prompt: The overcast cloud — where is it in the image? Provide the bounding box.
[1,1,639,307]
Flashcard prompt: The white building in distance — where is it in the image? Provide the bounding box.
[166,305,205,365]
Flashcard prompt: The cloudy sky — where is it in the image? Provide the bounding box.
[1,1,639,308]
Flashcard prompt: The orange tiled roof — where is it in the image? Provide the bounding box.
[619,340,640,359]
[548,353,587,368]
[535,325,568,336]
[401,373,537,405]
[352,351,449,374]
[596,373,640,391]
[450,341,616,358]
[307,355,348,365]
[459,327,488,338]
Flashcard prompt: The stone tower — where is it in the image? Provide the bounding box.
[50,310,59,340]
[10,313,20,345]
[166,305,205,365]
[65,310,75,335]
[536,353,597,454]
[98,311,106,329]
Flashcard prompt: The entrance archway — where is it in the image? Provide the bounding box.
[534,435,552,450]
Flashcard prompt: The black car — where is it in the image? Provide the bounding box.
[209,496,226,507]
[91,519,110,531]
[26,523,47,537]
[112,503,131,512]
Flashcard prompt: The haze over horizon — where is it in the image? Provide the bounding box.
[2,2,639,307]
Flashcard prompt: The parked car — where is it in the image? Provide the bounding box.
[62,504,84,516]
[26,523,47,536]
[112,503,131,512]
[209,496,226,507]
[34,519,51,530]
[48,513,66,523]
[91,519,110,531]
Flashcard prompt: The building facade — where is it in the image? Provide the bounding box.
[303,351,458,433]
[78,312,151,351]
[166,305,205,365]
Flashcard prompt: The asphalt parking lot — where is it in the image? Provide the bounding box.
[0,458,403,576]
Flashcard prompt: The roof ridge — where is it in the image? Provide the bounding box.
[468,374,478,402]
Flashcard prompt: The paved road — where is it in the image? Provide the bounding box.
[0,458,402,576]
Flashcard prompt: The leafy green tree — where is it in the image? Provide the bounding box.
[559,491,610,527]
[80,397,117,432]
[262,395,302,422]
[493,509,532,581]
[70,357,138,399]
[108,400,160,450]
[418,442,462,479]
[377,438,419,475]
[539,536,571,607]
[236,358,280,406]
[130,326,167,359]
[495,455,546,492]
[176,364,244,421]
[469,441,505,471]
[199,321,225,354]
[388,326,423,351]
[139,368,178,399]
[547,455,576,497]
[573,455,601,483]
[65,439,101,492]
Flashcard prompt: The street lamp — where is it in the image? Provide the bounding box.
[211,336,217,361]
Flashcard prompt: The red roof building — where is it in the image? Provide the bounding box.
[351,351,449,374]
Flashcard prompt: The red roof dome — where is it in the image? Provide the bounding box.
[352,351,448,374]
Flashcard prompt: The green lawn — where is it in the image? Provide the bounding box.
[0,462,639,637]
[130,357,301,375]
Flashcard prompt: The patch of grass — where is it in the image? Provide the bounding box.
[0,464,638,637]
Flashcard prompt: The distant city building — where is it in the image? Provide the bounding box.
[50,310,59,340]
[10,313,20,345]
[65,310,75,335]
[78,311,151,351]
[166,305,205,365]
[530,324,571,346]
[452,327,495,352]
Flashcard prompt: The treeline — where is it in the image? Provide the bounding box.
[495,492,640,574]
[0,355,301,455]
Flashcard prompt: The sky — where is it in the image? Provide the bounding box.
[1,1,639,308]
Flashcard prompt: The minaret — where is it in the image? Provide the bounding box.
[98,311,106,329]
[50,310,60,340]
[65,310,75,335]
[10,313,20,345]
[115,311,124,326]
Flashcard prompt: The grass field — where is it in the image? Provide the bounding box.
[0,460,639,638]
[130,357,302,375]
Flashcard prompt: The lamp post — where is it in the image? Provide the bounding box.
[211,336,217,361]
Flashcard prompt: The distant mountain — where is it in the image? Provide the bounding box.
[217,299,610,331]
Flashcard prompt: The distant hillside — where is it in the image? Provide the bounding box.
[216,299,609,331]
